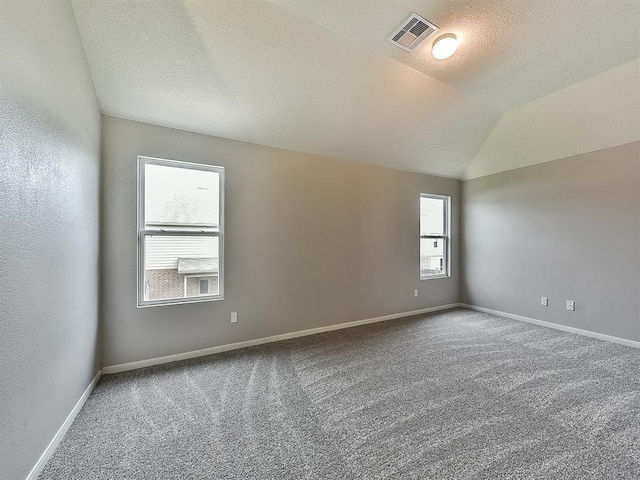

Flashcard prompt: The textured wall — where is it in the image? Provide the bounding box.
[462,142,640,341]
[0,1,102,478]
[101,116,460,366]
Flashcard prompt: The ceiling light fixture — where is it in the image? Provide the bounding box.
[432,33,458,60]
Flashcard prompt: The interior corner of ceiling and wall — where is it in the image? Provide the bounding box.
[463,58,640,181]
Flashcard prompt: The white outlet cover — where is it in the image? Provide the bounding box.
[541,296,548,306]
[566,301,575,311]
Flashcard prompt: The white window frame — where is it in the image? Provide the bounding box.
[137,156,225,307]
[420,193,450,280]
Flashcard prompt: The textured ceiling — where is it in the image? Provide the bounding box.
[70,0,640,178]
[271,0,640,111]
[465,59,640,179]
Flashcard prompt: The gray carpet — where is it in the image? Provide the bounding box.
[39,308,640,479]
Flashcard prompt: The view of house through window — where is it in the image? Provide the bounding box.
[420,194,450,278]
[138,156,224,306]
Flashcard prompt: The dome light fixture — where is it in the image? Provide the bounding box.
[432,33,458,60]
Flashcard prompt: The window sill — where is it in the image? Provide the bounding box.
[137,295,224,308]
[420,274,450,280]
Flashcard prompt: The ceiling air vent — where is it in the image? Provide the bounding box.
[388,13,438,52]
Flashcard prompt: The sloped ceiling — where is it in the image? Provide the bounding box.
[465,59,640,179]
[70,0,640,179]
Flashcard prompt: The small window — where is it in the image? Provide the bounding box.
[420,193,450,279]
[137,156,224,306]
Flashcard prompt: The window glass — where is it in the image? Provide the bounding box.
[420,196,444,236]
[419,194,450,279]
[420,238,445,276]
[138,157,224,307]
[145,164,219,231]
[142,236,220,302]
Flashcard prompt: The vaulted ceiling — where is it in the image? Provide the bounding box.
[70,0,640,179]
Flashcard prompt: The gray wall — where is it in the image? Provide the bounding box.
[102,116,460,366]
[0,1,102,478]
[462,142,640,341]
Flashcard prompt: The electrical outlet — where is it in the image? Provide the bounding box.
[231,312,238,323]
[566,300,575,311]
[414,289,418,297]
[541,296,548,306]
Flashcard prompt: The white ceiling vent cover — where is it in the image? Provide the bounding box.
[388,14,438,52]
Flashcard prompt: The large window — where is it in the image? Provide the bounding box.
[137,156,224,307]
[420,193,450,279]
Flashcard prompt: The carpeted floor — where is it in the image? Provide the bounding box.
[39,308,640,479]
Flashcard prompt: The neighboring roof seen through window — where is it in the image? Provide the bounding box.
[145,163,219,230]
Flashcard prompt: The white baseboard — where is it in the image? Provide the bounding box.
[461,304,640,349]
[102,303,462,374]
[26,370,102,480]
[26,304,635,479]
